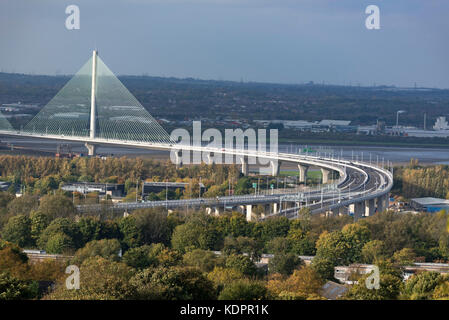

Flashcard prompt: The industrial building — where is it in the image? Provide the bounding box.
[410,197,449,213]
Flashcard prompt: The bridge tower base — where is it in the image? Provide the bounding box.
[85,143,96,156]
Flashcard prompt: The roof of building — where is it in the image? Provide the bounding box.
[411,197,449,206]
[320,281,348,300]
[319,120,351,126]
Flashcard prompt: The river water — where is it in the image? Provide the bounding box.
[1,137,448,165]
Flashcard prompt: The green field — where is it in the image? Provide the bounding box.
[280,170,322,180]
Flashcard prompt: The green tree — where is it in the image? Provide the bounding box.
[1,215,32,248]
[130,266,217,300]
[225,254,257,277]
[37,218,81,250]
[71,239,121,265]
[77,217,103,245]
[45,257,136,300]
[119,216,142,250]
[402,271,443,300]
[218,279,267,300]
[30,211,49,244]
[311,256,336,281]
[0,272,38,300]
[122,245,158,269]
[183,249,221,273]
[258,216,290,243]
[266,237,293,254]
[361,240,387,263]
[268,253,303,276]
[341,224,371,263]
[133,209,172,246]
[38,194,76,219]
[392,248,416,266]
[171,218,221,253]
[223,236,262,261]
[207,267,245,289]
[345,261,403,300]
[345,272,403,300]
[45,232,74,254]
[0,192,14,212]
[7,195,39,216]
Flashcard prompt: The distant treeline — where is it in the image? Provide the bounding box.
[393,159,449,199]
[2,72,449,128]
[0,155,241,196]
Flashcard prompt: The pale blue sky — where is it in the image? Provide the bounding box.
[1,0,449,87]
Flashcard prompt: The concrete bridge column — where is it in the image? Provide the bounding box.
[365,199,375,216]
[206,154,214,165]
[378,194,389,213]
[206,207,220,216]
[174,150,183,169]
[272,202,278,214]
[349,203,355,214]
[377,194,389,213]
[270,160,281,176]
[376,197,384,213]
[298,164,309,183]
[84,143,96,156]
[354,202,365,221]
[246,204,253,221]
[321,168,331,184]
[240,157,248,176]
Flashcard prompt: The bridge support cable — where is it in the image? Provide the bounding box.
[93,54,173,144]
[22,51,174,145]
[0,110,14,131]
[23,59,92,137]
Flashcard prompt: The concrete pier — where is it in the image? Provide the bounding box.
[298,164,309,183]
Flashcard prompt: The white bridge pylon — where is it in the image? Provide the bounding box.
[11,50,174,155]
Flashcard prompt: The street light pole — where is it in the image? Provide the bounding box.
[396,110,406,127]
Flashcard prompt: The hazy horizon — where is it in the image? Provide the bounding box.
[2,0,449,88]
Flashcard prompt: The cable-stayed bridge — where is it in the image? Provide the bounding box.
[0,51,393,220]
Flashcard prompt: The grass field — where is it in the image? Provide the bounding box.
[280,170,322,180]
